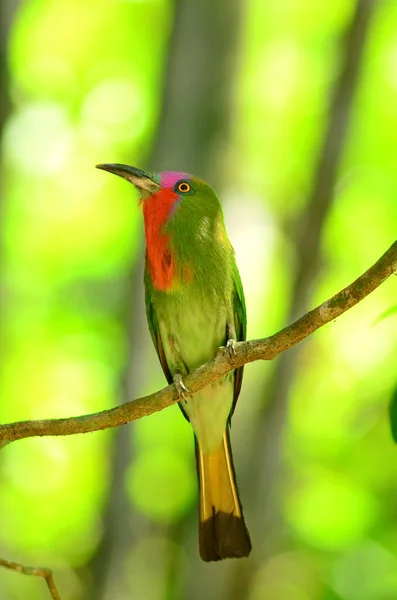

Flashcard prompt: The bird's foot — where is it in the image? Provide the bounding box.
[173,373,191,402]
[226,338,237,359]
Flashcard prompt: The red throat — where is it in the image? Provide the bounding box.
[142,188,179,291]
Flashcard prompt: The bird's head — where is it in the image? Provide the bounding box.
[96,163,203,204]
[96,163,227,290]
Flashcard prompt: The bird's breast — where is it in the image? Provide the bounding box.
[143,190,179,291]
[158,293,228,370]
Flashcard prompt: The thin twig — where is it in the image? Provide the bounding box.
[0,558,62,600]
[0,241,395,446]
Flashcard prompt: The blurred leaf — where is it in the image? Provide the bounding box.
[374,305,397,325]
[286,472,378,550]
[389,386,397,442]
[126,448,196,523]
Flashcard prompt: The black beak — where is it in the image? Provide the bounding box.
[96,163,160,194]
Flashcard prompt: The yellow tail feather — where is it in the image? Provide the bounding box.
[196,430,251,561]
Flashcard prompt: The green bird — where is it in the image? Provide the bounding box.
[97,164,251,561]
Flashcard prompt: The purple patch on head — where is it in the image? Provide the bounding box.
[159,171,192,189]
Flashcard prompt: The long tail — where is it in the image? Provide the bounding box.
[196,429,251,561]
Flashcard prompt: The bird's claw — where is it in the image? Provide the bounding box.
[174,373,191,402]
[226,338,237,359]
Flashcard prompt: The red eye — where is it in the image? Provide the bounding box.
[177,182,191,193]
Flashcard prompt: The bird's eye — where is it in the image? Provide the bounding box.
[177,181,191,193]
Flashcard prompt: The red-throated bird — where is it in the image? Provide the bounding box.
[97,164,251,561]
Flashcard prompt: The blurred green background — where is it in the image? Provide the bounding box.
[1,0,397,598]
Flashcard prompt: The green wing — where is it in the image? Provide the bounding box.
[231,261,247,413]
[144,264,173,386]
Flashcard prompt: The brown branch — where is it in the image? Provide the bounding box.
[0,241,395,446]
[0,558,62,600]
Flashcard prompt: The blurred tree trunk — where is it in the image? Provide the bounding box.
[0,0,17,136]
[87,261,147,600]
[0,0,18,203]
[88,0,244,598]
[229,1,378,597]
[0,0,19,347]
[150,0,243,187]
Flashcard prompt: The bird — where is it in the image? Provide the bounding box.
[97,163,251,561]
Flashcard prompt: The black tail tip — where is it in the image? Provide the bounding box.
[199,512,252,562]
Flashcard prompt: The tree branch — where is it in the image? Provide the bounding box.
[0,242,395,446]
[0,558,62,600]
